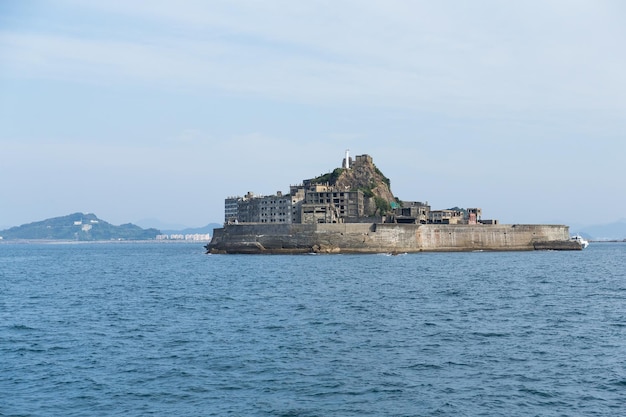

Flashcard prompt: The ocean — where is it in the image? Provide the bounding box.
[1,242,625,416]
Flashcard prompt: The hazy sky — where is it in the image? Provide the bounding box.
[1,1,625,229]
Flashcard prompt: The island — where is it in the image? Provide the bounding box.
[206,152,582,254]
[0,213,160,241]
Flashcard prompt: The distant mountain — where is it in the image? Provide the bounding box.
[134,218,223,235]
[162,223,222,235]
[0,213,161,241]
[579,219,626,241]
[134,218,192,231]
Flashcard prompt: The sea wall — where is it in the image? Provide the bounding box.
[413,224,571,251]
[207,223,580,254]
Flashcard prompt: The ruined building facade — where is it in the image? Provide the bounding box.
[224,154,491,225]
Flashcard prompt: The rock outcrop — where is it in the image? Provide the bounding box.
[310,155,396,216]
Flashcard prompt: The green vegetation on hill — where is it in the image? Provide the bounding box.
[310,168,345,185]
[374,196,392,215]
[447,207,468,216]
[0,212,160,241]
[374,166,391,188]
[306,156,396,217]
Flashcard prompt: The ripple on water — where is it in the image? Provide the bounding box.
[1,243,625,416]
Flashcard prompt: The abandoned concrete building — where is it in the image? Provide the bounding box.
[224,154,494,226]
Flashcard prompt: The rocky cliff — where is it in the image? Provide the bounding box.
[310,155,397,216]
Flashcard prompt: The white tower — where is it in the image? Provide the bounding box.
[345,149,350,169]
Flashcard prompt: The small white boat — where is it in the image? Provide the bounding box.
[571,234,589,249]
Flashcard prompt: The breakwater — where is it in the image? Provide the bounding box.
[206,223,581,254]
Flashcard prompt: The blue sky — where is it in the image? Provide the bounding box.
[1,1,625,229]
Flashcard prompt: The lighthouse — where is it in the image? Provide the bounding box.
[344,149,350,169]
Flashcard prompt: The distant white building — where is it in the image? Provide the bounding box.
[185,233,211,241]
[156,233,211,241]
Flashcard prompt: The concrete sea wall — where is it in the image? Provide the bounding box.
[207,223,580,254]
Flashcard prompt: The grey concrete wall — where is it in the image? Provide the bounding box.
[207,223,577,254]
[413,224,570,251]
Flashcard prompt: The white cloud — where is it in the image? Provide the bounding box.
[2,0,623,116]
[1,1,625,226]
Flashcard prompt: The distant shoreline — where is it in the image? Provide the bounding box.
[0,239,210,245]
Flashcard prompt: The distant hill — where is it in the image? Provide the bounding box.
[134,218,192,231]
[162,223,222,235]
[0,213,161,241]
[579,219,626,241]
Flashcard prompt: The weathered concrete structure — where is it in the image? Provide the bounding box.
[210,153,582,254]
[206,223,581,254]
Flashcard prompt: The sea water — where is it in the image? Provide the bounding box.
[1,242,625,416]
